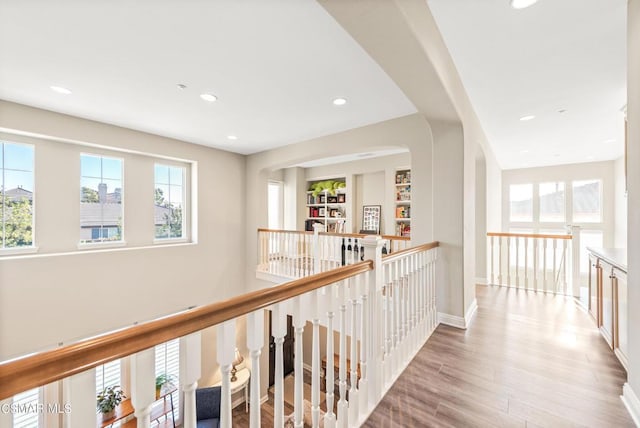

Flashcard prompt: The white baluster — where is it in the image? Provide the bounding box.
[570,225,581,297]
[247,311,264,428]
[384,264,392,386]
[62,369,95,428]
[515,236,520,288]
[490,235,495,285]
[324,285,337,428]
[562,239,568,294]
[348,276,359,423]
[553,239,558,294]
[271,304,287,428]
[180,332,201,428]
[507,237,511,286]
[358,275,369,418]
[293,296,305,428]
[524,237,529,289]
[311,290,321,428]
[217,320,236,428]
[498,236,503,285]
[337,284,348,428]
[533,238,539,291]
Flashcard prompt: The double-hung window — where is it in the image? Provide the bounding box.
[154,164,185,240]
[1,142,34,251]
[80,154,123,244]
[155,339,180,421]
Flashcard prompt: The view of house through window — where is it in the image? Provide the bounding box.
[1,142,34,250]
[509,183,533,222]
[572,179,602,223]
[80,154,123,243]
[539,182,565,222]
[154,164,185,240]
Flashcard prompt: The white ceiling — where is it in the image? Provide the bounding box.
[0,0,416,155]
[428,0,627,169]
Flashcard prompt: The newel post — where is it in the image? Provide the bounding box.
[570,225,581,297]
[361,235,384,407]
[313,223,323,274]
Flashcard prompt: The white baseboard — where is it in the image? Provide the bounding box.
[465,298,478,327]
[260,394,269,405]
[437,312,466,329]
[622,383,640,427]
[438,299,477,330]
[475,277,488,285]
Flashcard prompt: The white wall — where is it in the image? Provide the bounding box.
[625,0,640,407]
[475,155,487,283]
[0,101,246,383]
[613,156,627,248]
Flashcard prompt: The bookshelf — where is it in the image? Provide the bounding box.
[394,169,411,237]
[305,178,347,232]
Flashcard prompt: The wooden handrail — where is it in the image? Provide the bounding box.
[257,228,313,235]
[382,241,439,263]
[0,261,373,400]
[487,232,572,240]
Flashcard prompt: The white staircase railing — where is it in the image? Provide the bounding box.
[0,238,438,428]
[487,227,581,296]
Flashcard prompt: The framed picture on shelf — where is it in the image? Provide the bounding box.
[361,205,381,234]
[330,208,338,217]
[337,194,346,203]
[327,196,338,203]
[319,194,326,203]
[319,207,326,217]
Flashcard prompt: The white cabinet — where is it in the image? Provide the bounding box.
[600,261,614,348]
[614,268,628,369]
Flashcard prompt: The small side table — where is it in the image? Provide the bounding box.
[214,367,251,412]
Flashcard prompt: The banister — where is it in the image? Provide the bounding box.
[487,232,572,240]
[257,228,411,242]
[0,261,373,400]
[382,241,439,262]
[257,228,313,234]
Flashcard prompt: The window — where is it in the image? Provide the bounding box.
[12,388,42,427]
[572,179,601,223]
[154,165,185,240]
[155,339,180,421]
[1,142,34,250]
[539,182,565,222]
[95,360,122,395]
[509,184,533,222]
[80,155,123,243]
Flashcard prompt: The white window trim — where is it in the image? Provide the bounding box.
[153,163,188,242]
[0,246,39,256]
[77,241,127,250]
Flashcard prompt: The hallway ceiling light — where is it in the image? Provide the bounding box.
[603,139,616,144]
[520,149,529,154]
[519,115,535,121]
[200,93,217,102]
[510,0,539,10]
[227,135,237,140]
[176,84,187,90]
[333,97,347,106]
[50,85,72,95]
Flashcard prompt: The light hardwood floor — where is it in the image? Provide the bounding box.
[232,285,634,427]
[363,285,634,427]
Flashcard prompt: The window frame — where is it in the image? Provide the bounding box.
[0,141,37,256]
[78,153,125,248]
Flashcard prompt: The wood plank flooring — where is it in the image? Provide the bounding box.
[363,285,634,428]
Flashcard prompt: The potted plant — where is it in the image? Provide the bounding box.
[155,374,175,399]
[96,385,126,421]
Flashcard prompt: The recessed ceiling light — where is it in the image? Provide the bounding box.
[177,84,187,90]
[557,108,567,113]
[510,0,539,10]
[603,139,616,144]
[333,98,347,106]
[200,93,217,102]
[50,85,72,95]
[227,135,237,140]
[520,149,529,154]
[519,115,536,121]
[586,155,595,160]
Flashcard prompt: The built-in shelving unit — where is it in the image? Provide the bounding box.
[305,178,347,233]
[394,169,411,237]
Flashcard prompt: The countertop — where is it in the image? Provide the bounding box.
[587,247,627,272]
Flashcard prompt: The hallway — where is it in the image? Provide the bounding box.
[364,285,634,427]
